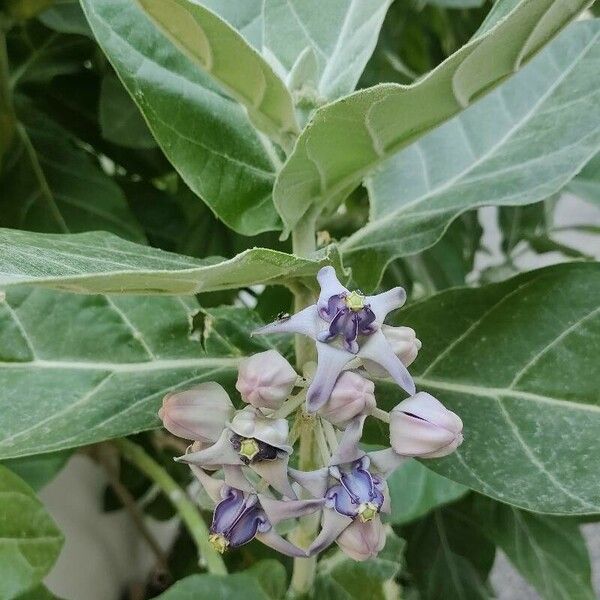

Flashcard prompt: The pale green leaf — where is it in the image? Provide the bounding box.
[202,0,393,102]
[155,573,271,600]
[567,152,600,205]
[0,229,342,294]
[0,288,240,458]
[0,466,63,600]
[80,0,280,236]
[474,497,595,600]
[343,22,600,289]
[3,450,72,491]
[273,0,591,233]
[387,459,467,525]
[136,0,299,149]
[378,262,600,514]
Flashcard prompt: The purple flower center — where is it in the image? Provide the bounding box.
[210,488,269,550]
[326,460,384,521]
[318,293,377,354]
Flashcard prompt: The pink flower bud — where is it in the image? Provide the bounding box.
[319,371,376,426]
[236,350,298,409]
[159,382,233,442]
[336,517,386,561]
[362,325,421,379]
[390,392,463,458]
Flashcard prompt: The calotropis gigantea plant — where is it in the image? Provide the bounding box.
[159,267,463,564]
[0,0,599,598]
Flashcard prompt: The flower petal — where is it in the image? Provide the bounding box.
[253,305,322,340]
[288,467,330,498]
[250,454,297,499]
[359,330,415,395]
[258,494,324,524]
[176,429,240,467]
[256,529,308,557]
[317,266,349,316]
[189,465,223,503]
[367,448,409,479]
[365,287,406,322]
[306,342,351,412]
[329,415,367,465]
[307,508,353,556]
[228,505,267,547]
[223,465,255,494]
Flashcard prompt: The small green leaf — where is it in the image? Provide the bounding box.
[137,0,299,149]
[154,573,272,600]
[80,0,280,235]
[567,152,600,206]
[0,466,63,600]
[0,229,342,294]
[3,450,72,491]
[386,459,467,526]
[377,262,600,514]
[245,560,287,600]
[273,0,592,234]
[474,496,595,599]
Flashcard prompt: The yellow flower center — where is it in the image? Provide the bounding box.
[345,291,366,312]
[357,502,378,523]
[238,437,260,461]
[208,533,229,554]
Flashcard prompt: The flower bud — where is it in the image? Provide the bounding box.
[236,350,298,409]
[336,518,386,561]
[362,325,421,379]
[319,371,376,426]
[390,392,463,458]
[159,382,233,442]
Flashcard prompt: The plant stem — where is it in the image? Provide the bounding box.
[113,437,227,575]
[290,209,319,596]
[370,406,391,423]
[0,28,15,166]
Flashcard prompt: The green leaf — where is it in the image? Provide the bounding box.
[154,573,272,600]
[245,560,287,600]
[315,529,405,599]
[378,262,600,514]
[136,0,298,149]
[203,0,393,102]
[387,459,467,526]
[567,152,600,205]
[3,450,72,491]
[474,496,595,600]
[15,585,62,600]
[0,229,342,294]
[38,1,92,37]
[80,0,280,236]
[0,287,240,458]
[403,501,495,600]
[343,21,600,289]
[273,0,592,234]
[0,110,145,242]
[99,74,157,149]
[0,466,63,600]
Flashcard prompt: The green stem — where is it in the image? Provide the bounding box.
[290,209,320,596]
[0,28,15,165]
[113,437,227,576]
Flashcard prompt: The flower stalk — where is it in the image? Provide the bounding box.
[113,437,227,575]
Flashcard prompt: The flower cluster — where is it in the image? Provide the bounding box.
[159,267,463,561]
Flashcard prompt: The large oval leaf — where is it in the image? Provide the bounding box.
[80,0,279,235]
[377,263,600,514]
[343,21,600,289]
[273,0,592,232]
[0,229,342,294]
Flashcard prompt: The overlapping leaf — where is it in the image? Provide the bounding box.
[273,0,592,233]
[343,22,600,289]
[80,0,280,235]
[136,0,299,149]
[0,229,342,294]
[377,262,600,514]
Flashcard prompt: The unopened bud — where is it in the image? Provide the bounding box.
[236,350,298,410]
[390,392,463,458]
[336,518,386,561]
[362,326,421,378]
[319,371,375,426]
[159,382,233,442]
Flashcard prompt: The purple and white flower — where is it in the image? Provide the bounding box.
[192,466,323,557]
[254,266,416,412]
